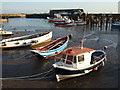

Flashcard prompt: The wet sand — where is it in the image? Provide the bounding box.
[1,18,119,88]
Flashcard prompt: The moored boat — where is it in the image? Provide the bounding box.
[54,19,75,27]
[111,22,120,29]
[75,19,86,25]
[0,19,8,22]
[0,28,13,36]
[53,46,107,82]
[0,31,52,49]
[31,36,69,59]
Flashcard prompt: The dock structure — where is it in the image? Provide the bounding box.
[0,14,26,18]
[49,8,85,20]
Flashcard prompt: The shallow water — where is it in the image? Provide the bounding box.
[1,18,119,88]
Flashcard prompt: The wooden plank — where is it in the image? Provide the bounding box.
[47,41,63,50]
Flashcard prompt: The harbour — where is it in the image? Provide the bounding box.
[0,17,119,88]
[0,1,120,89]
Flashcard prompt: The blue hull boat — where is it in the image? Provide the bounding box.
[31,36,69,58]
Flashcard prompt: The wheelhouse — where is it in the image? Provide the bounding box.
[56,53,91,68]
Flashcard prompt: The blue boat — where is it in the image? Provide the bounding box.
[111,22,120,29]
[31,36,69,58]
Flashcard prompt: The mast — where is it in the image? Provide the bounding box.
[80,25,86,49]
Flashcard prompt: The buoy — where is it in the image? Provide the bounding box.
[69,34,73,39]
[14,27,16,30]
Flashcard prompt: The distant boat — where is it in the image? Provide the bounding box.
[0,28,13,36]
[47,17,65,22]
[31,36,69,59]
[0,31,52,49]
[53,46,107,82]
[54,19,75,27]
[0,19,8,22]
[111,22,120,28]
[75,19,86,25]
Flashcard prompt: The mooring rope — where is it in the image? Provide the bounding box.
[0,68,54,80]
[15,52,34,60]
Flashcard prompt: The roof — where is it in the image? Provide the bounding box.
[50,9,84,12]
[63,46,95,56]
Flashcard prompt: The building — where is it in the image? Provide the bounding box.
[118,1,120,14]
[49,8,85,20]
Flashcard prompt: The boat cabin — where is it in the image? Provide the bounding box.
[55,46,105,69]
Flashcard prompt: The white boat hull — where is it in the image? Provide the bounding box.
[56,69,92,82]
[0,31,52,49]
[0,31,13,35]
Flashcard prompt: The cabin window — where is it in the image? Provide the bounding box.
[66,55,73,64]
[78,55,84,62]
[62,54,66,59]
[62,54,66,62]
[73,56,76,63]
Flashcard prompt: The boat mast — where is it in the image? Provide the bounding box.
[80,26,86,49]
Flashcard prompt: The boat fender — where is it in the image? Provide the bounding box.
[69,34,73,39]
[93,67,98,70]
[103,46,107,51]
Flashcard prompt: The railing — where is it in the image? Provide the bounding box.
[54,56,76,67]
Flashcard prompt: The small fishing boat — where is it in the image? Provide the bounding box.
[47,14,66,23]
[75,19,86,25]
[0,28,13,36]
[48,17,65,22]
[53,37,107,82]
[111,22,120,29]
[54,19,75,27]
[53,46,107,82]
[31,36,69,59]
[0,31,52,49]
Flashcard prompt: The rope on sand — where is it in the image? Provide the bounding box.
[0,68,54,80]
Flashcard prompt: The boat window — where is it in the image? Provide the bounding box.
[62,54,66,59]
[61,54,66,62]
[78,55,84,62]
[73,56,76,63]
[66,55,73,64]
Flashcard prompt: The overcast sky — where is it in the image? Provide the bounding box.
[1,0,119,14]
[1,0,120,2]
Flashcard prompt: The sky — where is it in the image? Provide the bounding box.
[1,0,120,14]
[1,0,120,2]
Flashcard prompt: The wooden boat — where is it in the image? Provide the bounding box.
[0,28,13,36]
[0,31,52,49]
[53,46,107,82]
[31,36,69,58]
[75,19,86,25]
